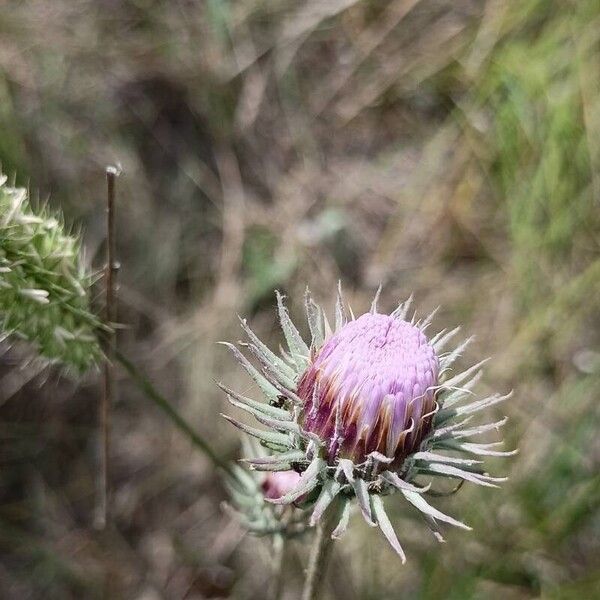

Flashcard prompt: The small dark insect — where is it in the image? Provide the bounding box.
[290,461,306,474]
[270,394,287,409]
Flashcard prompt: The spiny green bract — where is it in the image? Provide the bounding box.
[0,174,103,372]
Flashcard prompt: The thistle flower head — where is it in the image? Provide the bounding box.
[299,313,438,467]
[222,287,516,559]
[0,174,103,372]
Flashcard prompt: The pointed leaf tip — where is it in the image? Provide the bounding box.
[310,480,342,526]
[372,495,406,563]
[352,477,376,526]
[401,489,471,530]
[370,284,383,314]
[331,498,351,539]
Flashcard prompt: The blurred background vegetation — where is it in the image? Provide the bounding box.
[0,0,599,598]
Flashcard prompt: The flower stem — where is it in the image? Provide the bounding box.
[115,350,236,478]
[269,533,286,600]
[301,501,341,600]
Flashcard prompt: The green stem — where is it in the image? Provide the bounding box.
[269,533,286,600]
[115,351,235,478]
[301,502,340,600]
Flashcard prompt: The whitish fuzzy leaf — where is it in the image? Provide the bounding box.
[380,471,431,493]
[226,394,279,424]
[279,346,296,368]
[258,363,304,406]
[352,477,375,526]
[304,288,325,347]
[391,294,413,320]
[245,450,306,466]
[310,480,342,525]
[401,490,471,530]
[429,328,447,346]
[254,414,302,436]
[227,464,259,493]
[322,312,333,338]
[441,371,483,407]
[454,391,513,417]
[366,451,394,465]
[219,342,279,401]
[249,461,296,471]
[423,513,446,543]
[239,317,296,377]
[423,463,507,487]
[372,495,406,562]
[221,414,291,448]
[417,306,439,332]
[370,284,383,314]
[432,416,474,440]
[434,406,458,426]
[442,359,490,390]
[455,441,518,457]
[439,336,474,371]
[240,431,265,460]
[275,290,309,365]
[432,327,460,353]
[242,342,298,390]
[334,281,347,332]
[413,451,482,467]
[220,383,291,422]
[448,417,508,439]
[347,303,356,321]
[338,458,355,483]
[331,497,351,539]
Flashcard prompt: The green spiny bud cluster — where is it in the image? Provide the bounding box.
[0,174,103,372]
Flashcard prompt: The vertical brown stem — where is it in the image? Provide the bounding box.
[95,166,119,530]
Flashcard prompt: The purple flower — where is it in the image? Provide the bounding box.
[298,313,439,467]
